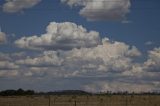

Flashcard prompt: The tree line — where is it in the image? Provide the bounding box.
[0,88,159,96]
[0,88,35,96]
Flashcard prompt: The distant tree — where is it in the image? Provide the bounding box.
[0,90,16,96]
[16,88,24,95]
[25,90,35,95]
[0,88,35,96]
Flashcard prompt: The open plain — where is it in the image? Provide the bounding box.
[0,95,159,106]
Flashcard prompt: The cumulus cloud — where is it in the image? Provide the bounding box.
[122,47,160,77]
[61,0,131,21]
[0,61,19,70]
[122,64,144,77]
[144,47,160,72]
[14,22,143,79]
[15,22,100,50]
[84,81,156,93]
[65,38,141,74]
[14,37,142,78]
[3,21,160,92]
[0,53,10,61]
[16,51,63,67]
[0,70,19,77]
[0,31,6,44]
[2,0,41,13]
[0,59,20,77]
[23,67,48,77]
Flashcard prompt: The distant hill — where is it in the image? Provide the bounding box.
[46,90,92,95]
[0,89,92,96]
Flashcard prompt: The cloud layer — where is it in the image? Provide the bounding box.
[1,21,160,92]
[16,51,63,67]
[2,0,41,13]
[15,22,100,50]
[84,81,157,93]
[61,0,131,21]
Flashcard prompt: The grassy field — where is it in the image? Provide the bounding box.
[0,95,160,106]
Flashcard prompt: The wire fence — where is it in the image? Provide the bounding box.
[0,95,159,106]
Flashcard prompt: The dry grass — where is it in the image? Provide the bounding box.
[0,95,160,106]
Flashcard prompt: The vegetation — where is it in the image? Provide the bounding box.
[0,95,160,106]
[0,89,35,96]
[0,89,160,106]
[0,88,160,96]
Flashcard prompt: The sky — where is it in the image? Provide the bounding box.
[0,0,160,92]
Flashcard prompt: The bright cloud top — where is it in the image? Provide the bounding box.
[61,0,131,21]
[2,0,41,13]
[15,22,100,50]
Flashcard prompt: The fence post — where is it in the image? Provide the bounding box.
[49,95,51,106]
[125,95,128,106]
[74,99,76,106]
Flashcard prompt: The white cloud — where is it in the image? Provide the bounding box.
[122,47,160,77]
[2,0,41,13]
[62,0,131,21]
[0,31,6,44]
[84,81,156,93]
[16,51,63,66]
[126,46,141,57]
[0,61,19,70]
[0,70,19,77]
[3,21,160,92]
[0,59,19,78]
[0,53,10,61]
[14,22,143,79]
[144,47,160,72]
[65,38,141,73]
[14,37,142,78]
[23,67,48,77]
[15,22,100,50]
[13,44,160,93]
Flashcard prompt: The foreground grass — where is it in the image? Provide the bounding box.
[0,95,160,106]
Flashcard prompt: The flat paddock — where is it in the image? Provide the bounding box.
[0,95,159,106]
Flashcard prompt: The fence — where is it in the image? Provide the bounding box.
[0,95,159,106]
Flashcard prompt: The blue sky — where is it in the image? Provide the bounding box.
[0,0,160,52]
[0,0,160,92]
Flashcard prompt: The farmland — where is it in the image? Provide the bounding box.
[0,95,159,106]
